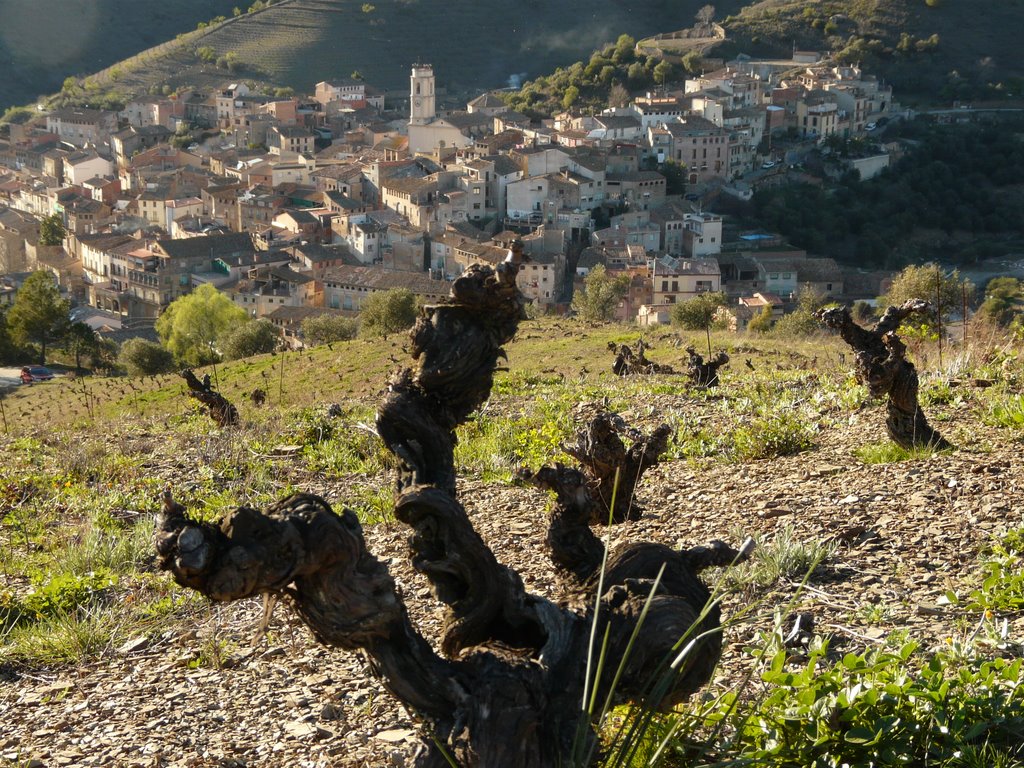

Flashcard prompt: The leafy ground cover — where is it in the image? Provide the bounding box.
[1,318,1023,766]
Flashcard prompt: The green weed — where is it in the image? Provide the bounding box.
[2,605,116,663]
[728,411,816,461]
[725,525,833,590]
[984,393,1024,430]
[854,441,943,464]
[944,528,1024,612]
[668,636,1024,767]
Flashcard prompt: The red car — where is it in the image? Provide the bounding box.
[20,366,55,384]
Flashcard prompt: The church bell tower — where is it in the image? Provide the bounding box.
[410,64,436,126]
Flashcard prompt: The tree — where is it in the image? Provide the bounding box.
[0,307,21,364]
[62,321,99,373]
[220,319,280,360]
[155,284,248,366]
[851,300,875,325]
[654,60,673,87]
[879,263,974,328]
[358,288,418,338]
[7,271,69,364]
[571,264,630,322]
[119,338,175,376]
[976,276,1021,327]
[608,83,630,109]
[682,50,704,75]
[561,85,580,111]
[671,291,727,354]
[772,287,828,338]
[38,214,65,246]
[747,305,774,334]
[301,314,359,345]
[695,4,716,25]
[660,159,686,195]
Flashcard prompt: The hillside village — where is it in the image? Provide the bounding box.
[0,50,901,348]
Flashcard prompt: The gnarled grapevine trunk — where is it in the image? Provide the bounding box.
[156,242,747,766]
[817,300,951,450]
[685,346,730,388]
[180,369,238,427]
[610,339,674,376]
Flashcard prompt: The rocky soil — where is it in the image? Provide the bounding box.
[2,400,1023,767]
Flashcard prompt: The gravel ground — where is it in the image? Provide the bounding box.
[2,397,1022,767]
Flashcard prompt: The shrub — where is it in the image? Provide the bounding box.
[729,411,815,460]
[220,319,280,360]
[572,265,630,322]
[747,305,774,334]
[359,289,418,338]
[118,338,175,376]
[772,309,820,337]
[671,292,728,331]
[301,314,359,345]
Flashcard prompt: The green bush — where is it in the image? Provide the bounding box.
[676,638,1024,766]
[220,319,280,360]
[301,314,359,345]
[359,289,418,338]
[118,338,175,376]
[729,411,815,460]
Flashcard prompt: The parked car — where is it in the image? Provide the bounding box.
[865,122,878,131]
[761,160,776,169]
[20,366,54,384]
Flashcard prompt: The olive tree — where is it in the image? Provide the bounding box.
[880,264,974,329]
[221,318,280,360]
[671,291,727,354]
[571,265,630,322]
[118,338,176,376]
[301,313,359,345]
[359,288,418,338]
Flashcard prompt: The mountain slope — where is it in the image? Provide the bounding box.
[27,0,750,112]
[0,0,239,112]
[712,0,1024,102]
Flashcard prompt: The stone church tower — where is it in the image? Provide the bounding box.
[409,64,436,126]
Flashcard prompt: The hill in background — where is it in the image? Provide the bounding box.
[22,0,750,112]
[710,0,1024,103]
[0,0,239,112]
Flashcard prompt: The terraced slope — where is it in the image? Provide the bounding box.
[0,0,239,111]
[59,0,749,106]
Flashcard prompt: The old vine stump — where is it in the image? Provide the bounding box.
[685,346,730,388]
[155,243,747,766]
[610,339,674,376]
[817,299,951,450]
[180,369,238,427]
